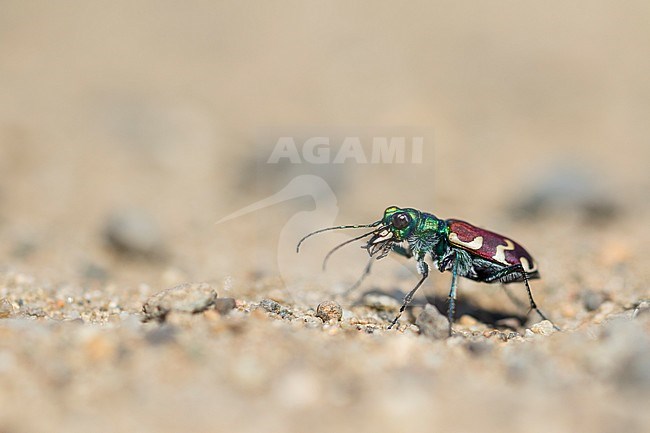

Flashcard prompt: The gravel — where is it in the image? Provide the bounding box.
[259,299,293,319]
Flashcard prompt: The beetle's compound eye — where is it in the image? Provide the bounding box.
[392,212,410,229]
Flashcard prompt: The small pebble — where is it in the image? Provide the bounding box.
[214,298,236,315]
[104,209,166,259]
[415,304,449,339]
[581,289,605,312]
[458,314,478,326]
[530,320,557,336]
[142,282,218,322]
[483,330,499,338]
[316,300,342,323]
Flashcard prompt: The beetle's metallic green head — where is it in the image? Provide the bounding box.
[296,206,426,266]
[378,206,421,242]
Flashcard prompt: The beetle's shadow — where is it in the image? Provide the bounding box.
[355,288,528,329]
[423,295,528,329]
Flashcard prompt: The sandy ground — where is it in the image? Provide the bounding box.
[1,2,649,432]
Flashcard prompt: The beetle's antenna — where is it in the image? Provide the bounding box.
[322,227,385,271]
[296,221,381,253]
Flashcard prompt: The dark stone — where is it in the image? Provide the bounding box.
[214,298,236,315]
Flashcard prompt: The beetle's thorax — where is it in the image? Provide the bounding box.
[406,212,449,257]
[378,206,450,256]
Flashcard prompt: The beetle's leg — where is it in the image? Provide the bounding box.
[388,258,429,330]
[485,265,559,331]
[447,256,459,337]
[391,244,413,259]
[521,271,559,330]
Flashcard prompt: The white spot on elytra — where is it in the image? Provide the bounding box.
[492,239,515,265]
[520,256,538,273]
[449,233,483,250]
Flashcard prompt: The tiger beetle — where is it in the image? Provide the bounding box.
[297,206,557,336]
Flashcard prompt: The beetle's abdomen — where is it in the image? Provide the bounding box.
[446,219,538,273]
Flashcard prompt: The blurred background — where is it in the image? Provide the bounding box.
[0,2,649,432]
[1,0,648,290]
